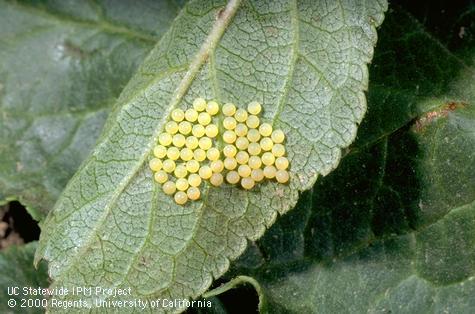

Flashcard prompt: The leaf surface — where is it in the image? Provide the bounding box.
[35,0,387,311]
[226,6,475,313]
[0,0,180,220]
[0,242,49,314]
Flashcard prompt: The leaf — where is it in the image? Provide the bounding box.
[0,242,49,314]
[226,6,475,313]
[0,0,181,220]
[35,0,387,311]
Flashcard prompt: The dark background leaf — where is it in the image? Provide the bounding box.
[0,0,181,220]
[221,3,475,313]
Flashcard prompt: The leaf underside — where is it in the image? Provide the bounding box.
[35,0,387,312]
[0,0,180,220]
[227,5,475,313]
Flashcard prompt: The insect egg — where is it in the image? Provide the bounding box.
[207,147,220,161]
[247,143,261,156]
[248,156,262,169]
[174,164,188,178]
[247,101,262,115]
[165,121,179,134]
[246,115,260,129]
[162,181,176,195]
[153,145,167,158]
[251,169,264,182]
[223,145,237,158]
[211,160,224,173]
[186,160,200,173]
[261,152,275,166]
[236,151,249,165]
[149,158,162,171]
[260,137,273,151]
[159,133,172,146]
[210,173,224,186]
[235,124,248,137]
[179,147,193,162]
[188,174,202,187]
[178,121,192,135]
[171,108,185,122]
[185,108,198,122]
[199,165,212,179]
[198,137,212,150]
[275,170,289,183]
[223,117,237,130]
[222,103,236,116]
[238,164,252,177]
[223,130,237,144]
[154,170,168,184]
[193,98,206,111]
[206,101,220,115]
[247,129,261,142]
[174,191,188,205]
[205,124,219,138]
[194,149,207,161]
[198,112,211,125]
[240,177,255,190]
[272,144,285,157]
[271,129,285,143]
[185,136,199,149]
[176,178,189,191]
[192,124,206,137]
[234,108,248,122]
[172,134,186,148]
[226,171,240,184]
[236,137,249,150]
[162,159,176,173]
[187,187,201,200]
[224,157,237,170]
[275,157,289,170]
[166,147,180,160]
[259,123,273,137]
[263,165,277,178]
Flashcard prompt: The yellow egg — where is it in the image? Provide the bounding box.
[186,160,200,173]
[165,121,179,134]
[275,157,289,170]
[185,108,198,122]
[185,136,199,149]
[247,101,262,115]
[272,144,286,157]
[248,156,262,169]
[206,101,220,115]
[261,152,275,166]
[166,147,180,160]
[223,130,237,144]
[198,112,211,125]
[154,170,168,184]
[260,137,273,151]
[222,103,236,116]
[188,174,202,187]
[162,181,176,195]
[176,178,189,191]
[223,145,237,158]
[207,147,220,161]
[247,143,261,156]
[236,151,249,165]
[172,134,186,148]
[205,124,219,138]
[251,169,264,182]
[263,165,277,178]
[198,137,212,150]
[194,149,207,161]
[226,171,240,184]
[174,164,188,178]
[178,121,192,135]
[234,108,248,122]
[276,170,290,183]
[235,123,248,137]
[247,129,261,142]
[153,145,167,158]
[241,177,255,190]
[246,115,260,129]
[192,124,206,137]
[236,137,249,150]
[178,148,192,161]
[174,191,188,205]
[210,173,224,186]
[162,159,176,173]
[211,160,224,173]
[149,158,162,171]
[238,164,251,177]
[259,123,273,137]
[224,157,237,170]
[198,165,212,179]
[271,129,285,144]
[223,117,237,130]
[158,133,172,146]
[187,187,201,200]
[193,98,207,112]
[171,108,185,122]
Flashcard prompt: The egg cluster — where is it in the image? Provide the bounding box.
[150,98,290,205]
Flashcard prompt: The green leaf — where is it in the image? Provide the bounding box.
[227,6,475,313]
[0,0,181,220]
[35,0,387,311]
[0,242,49,314]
